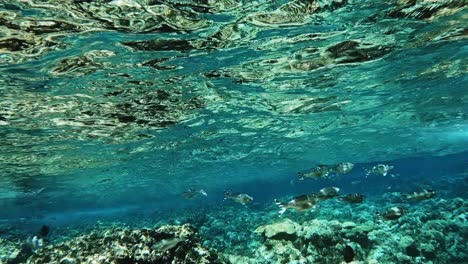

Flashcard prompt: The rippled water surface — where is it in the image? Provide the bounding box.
[0,0,467,263]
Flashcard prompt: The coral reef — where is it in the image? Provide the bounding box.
[254,219,300,240]
[23,224,225,264]
[0,224,224,264]
[1,196,467,264]
[221,197,468,263]
[0,237,32,264]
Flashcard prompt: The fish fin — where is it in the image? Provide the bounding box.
[289,179,295,187]
[297,173,305,181]
[34,188,46,195]
[274,199,287,215]
[400,193,408,203]
[278,207,287,215]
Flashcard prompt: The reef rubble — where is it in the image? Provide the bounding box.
[0,224,226,264]
[225,197,468,264]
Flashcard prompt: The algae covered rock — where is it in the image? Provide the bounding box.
[0,237,32,264]
[256,240,306,264]
[242,198,468,264]
[27,224,226,264]
[254,218,300,240]
[250,218,363,264]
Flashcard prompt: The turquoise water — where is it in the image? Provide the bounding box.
[0,0,467,263]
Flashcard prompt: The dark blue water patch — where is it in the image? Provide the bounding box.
[0,66,35,74]
[254,24,339,41]
[0,62,54,92]
[203,13,237,23]
[1,3,22,11]
[0,79,50,92]
[0,127,56,138]
[33,31,193,72]
[20,8,50,17]
[219,81,270,94]
[402,69,466,91]
[59,31,194,46]
[174,47,264,74]
[382,40,466,74]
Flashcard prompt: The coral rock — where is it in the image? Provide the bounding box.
[255,219,300,240]
[26,224,225,264]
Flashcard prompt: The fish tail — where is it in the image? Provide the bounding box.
[400,193,407,203]
[36,188,46,195]
[274,199,287,215]
[296,173,305,181]
[289,179,296,187]
[223,191,231,200]
[363,168,370,175]
[297,172,305,180]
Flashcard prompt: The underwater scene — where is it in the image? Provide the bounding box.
[0,0,467,263]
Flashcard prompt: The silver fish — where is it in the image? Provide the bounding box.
[331,162,354,175]
[378,207,404,220]
[25,236,45,251]
[366,164,394,177]
[298,165,329,180]
[339,193,365,204]
[402,189,436,201]
[224,191,253,205]
[9,187,47,200]
[275,194,319,215]
[182,188,207,199]
[152,237,184,252]
[317,187,340,200]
